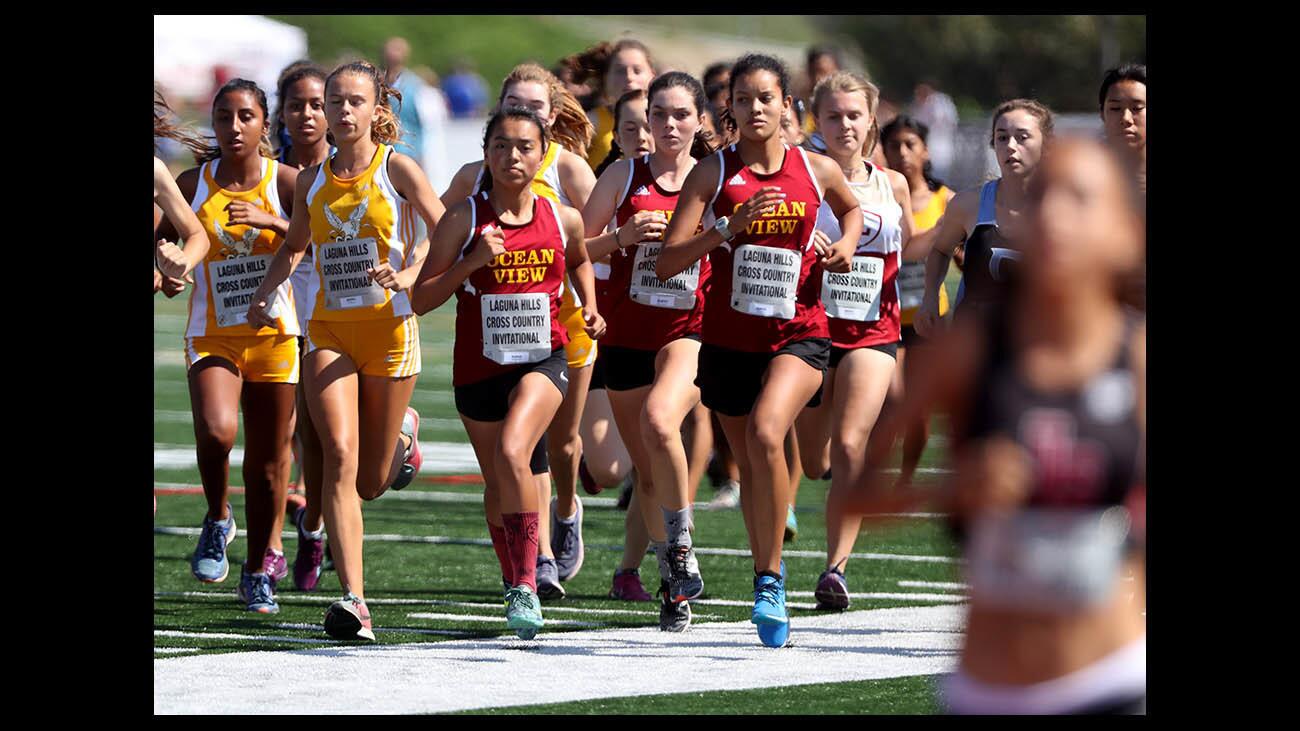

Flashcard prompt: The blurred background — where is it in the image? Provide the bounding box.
[154,14,1145,193]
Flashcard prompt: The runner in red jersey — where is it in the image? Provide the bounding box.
[788,72,917,612]
[411,106,605,640]
[583,71,716,630]
[658,54,863,648]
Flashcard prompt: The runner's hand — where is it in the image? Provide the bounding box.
[953,437,1033,519]
[617,210,668,247]
[914,295,941,338]
[154,269,163,293]
[245,290,277,330]
[819,232,853,273]
[161,273,190,299]
[224,200,278,230]
[728,186,787,236]
[368,261,404,291]
[582,306,607,339]
[155,238,189,279]
[467,225,507,269]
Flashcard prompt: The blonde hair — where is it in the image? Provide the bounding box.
[810,71,881,157]
[326,60,403,146]
[499,63,594,156]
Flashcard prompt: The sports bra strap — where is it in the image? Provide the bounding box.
[976,179,1000,227]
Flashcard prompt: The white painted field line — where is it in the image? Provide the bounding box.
[788,591,966,603]
[691,598,820,611]
[155,441,482,473]
[273,623,474,638]
[407,612,603,627]
[156,591,707,618]
[898,580,968,591]
[155,629,336,645]
[154,526,959,564]
[154,603,966,715]
[154,647,200,654]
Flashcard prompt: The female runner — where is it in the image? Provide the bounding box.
[583,73,716,628]
[880,115,955,488]
[785,72,915,610]
[442,64,597,597]
[849,137,1146,713]
[153,91,209,285]
[247,60,443,640]
[271,61,333,590]
[411,105,604,639]
[915,99,1054,336]
[589,88,655,602]
[561,39,657,171]
[658,54,863,647]
[157,79,300,614]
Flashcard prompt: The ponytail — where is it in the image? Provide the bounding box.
[154,88,209,161]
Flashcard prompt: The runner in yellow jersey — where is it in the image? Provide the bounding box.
[157,79,301,615]
[441,63,599,599]
[881,115,956,488]
[558,39,657,172]
[248,60,445,642]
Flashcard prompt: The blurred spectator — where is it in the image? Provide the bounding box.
[443,58,490,118]
[908,81,958,180]
[804,45,843,97]
[382,36,426,162]
[411,65,453,192]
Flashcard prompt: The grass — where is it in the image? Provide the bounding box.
[451,674,942,715]
[154,269,966,713]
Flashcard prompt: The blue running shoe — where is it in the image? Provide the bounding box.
[784,505,799,543]
[752,574,788,626]
[758,620,791,648]
[505,585,545,639]
[550,495,585,582]
[191,504,236,583]
[237,567,280,614]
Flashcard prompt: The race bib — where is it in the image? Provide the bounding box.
[898,262,927,310]
[209,254,276,328]
[821,255,883,322]
[319,238,386,310]
[966,507,1132,613]
[481,292,552,365]
[629,243,699,310]
[730,244,801,319]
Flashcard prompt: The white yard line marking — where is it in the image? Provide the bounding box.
[787,591,966,603]
[155,604,966,714]
[153,527,959,564]
[154,629,336,645]
[154,647,200,654]
[898,581,968,591]
[691,598,821,610]
[406,612,604,627]
[273,623,474,638]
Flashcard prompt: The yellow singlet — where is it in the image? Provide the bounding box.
[900,185,952,326]
[585,105,615,172]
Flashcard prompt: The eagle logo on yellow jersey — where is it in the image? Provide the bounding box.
[324,196,369,241]
[214,217,260,259]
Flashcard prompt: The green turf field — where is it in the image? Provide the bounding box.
[154,270,966,714]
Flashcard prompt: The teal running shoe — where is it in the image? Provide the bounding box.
[753,573,790,648]
[191,504,236,583]
[505,585,545,639]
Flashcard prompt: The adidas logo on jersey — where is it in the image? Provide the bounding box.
[727,173,746,187]
[632,185,651,197]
